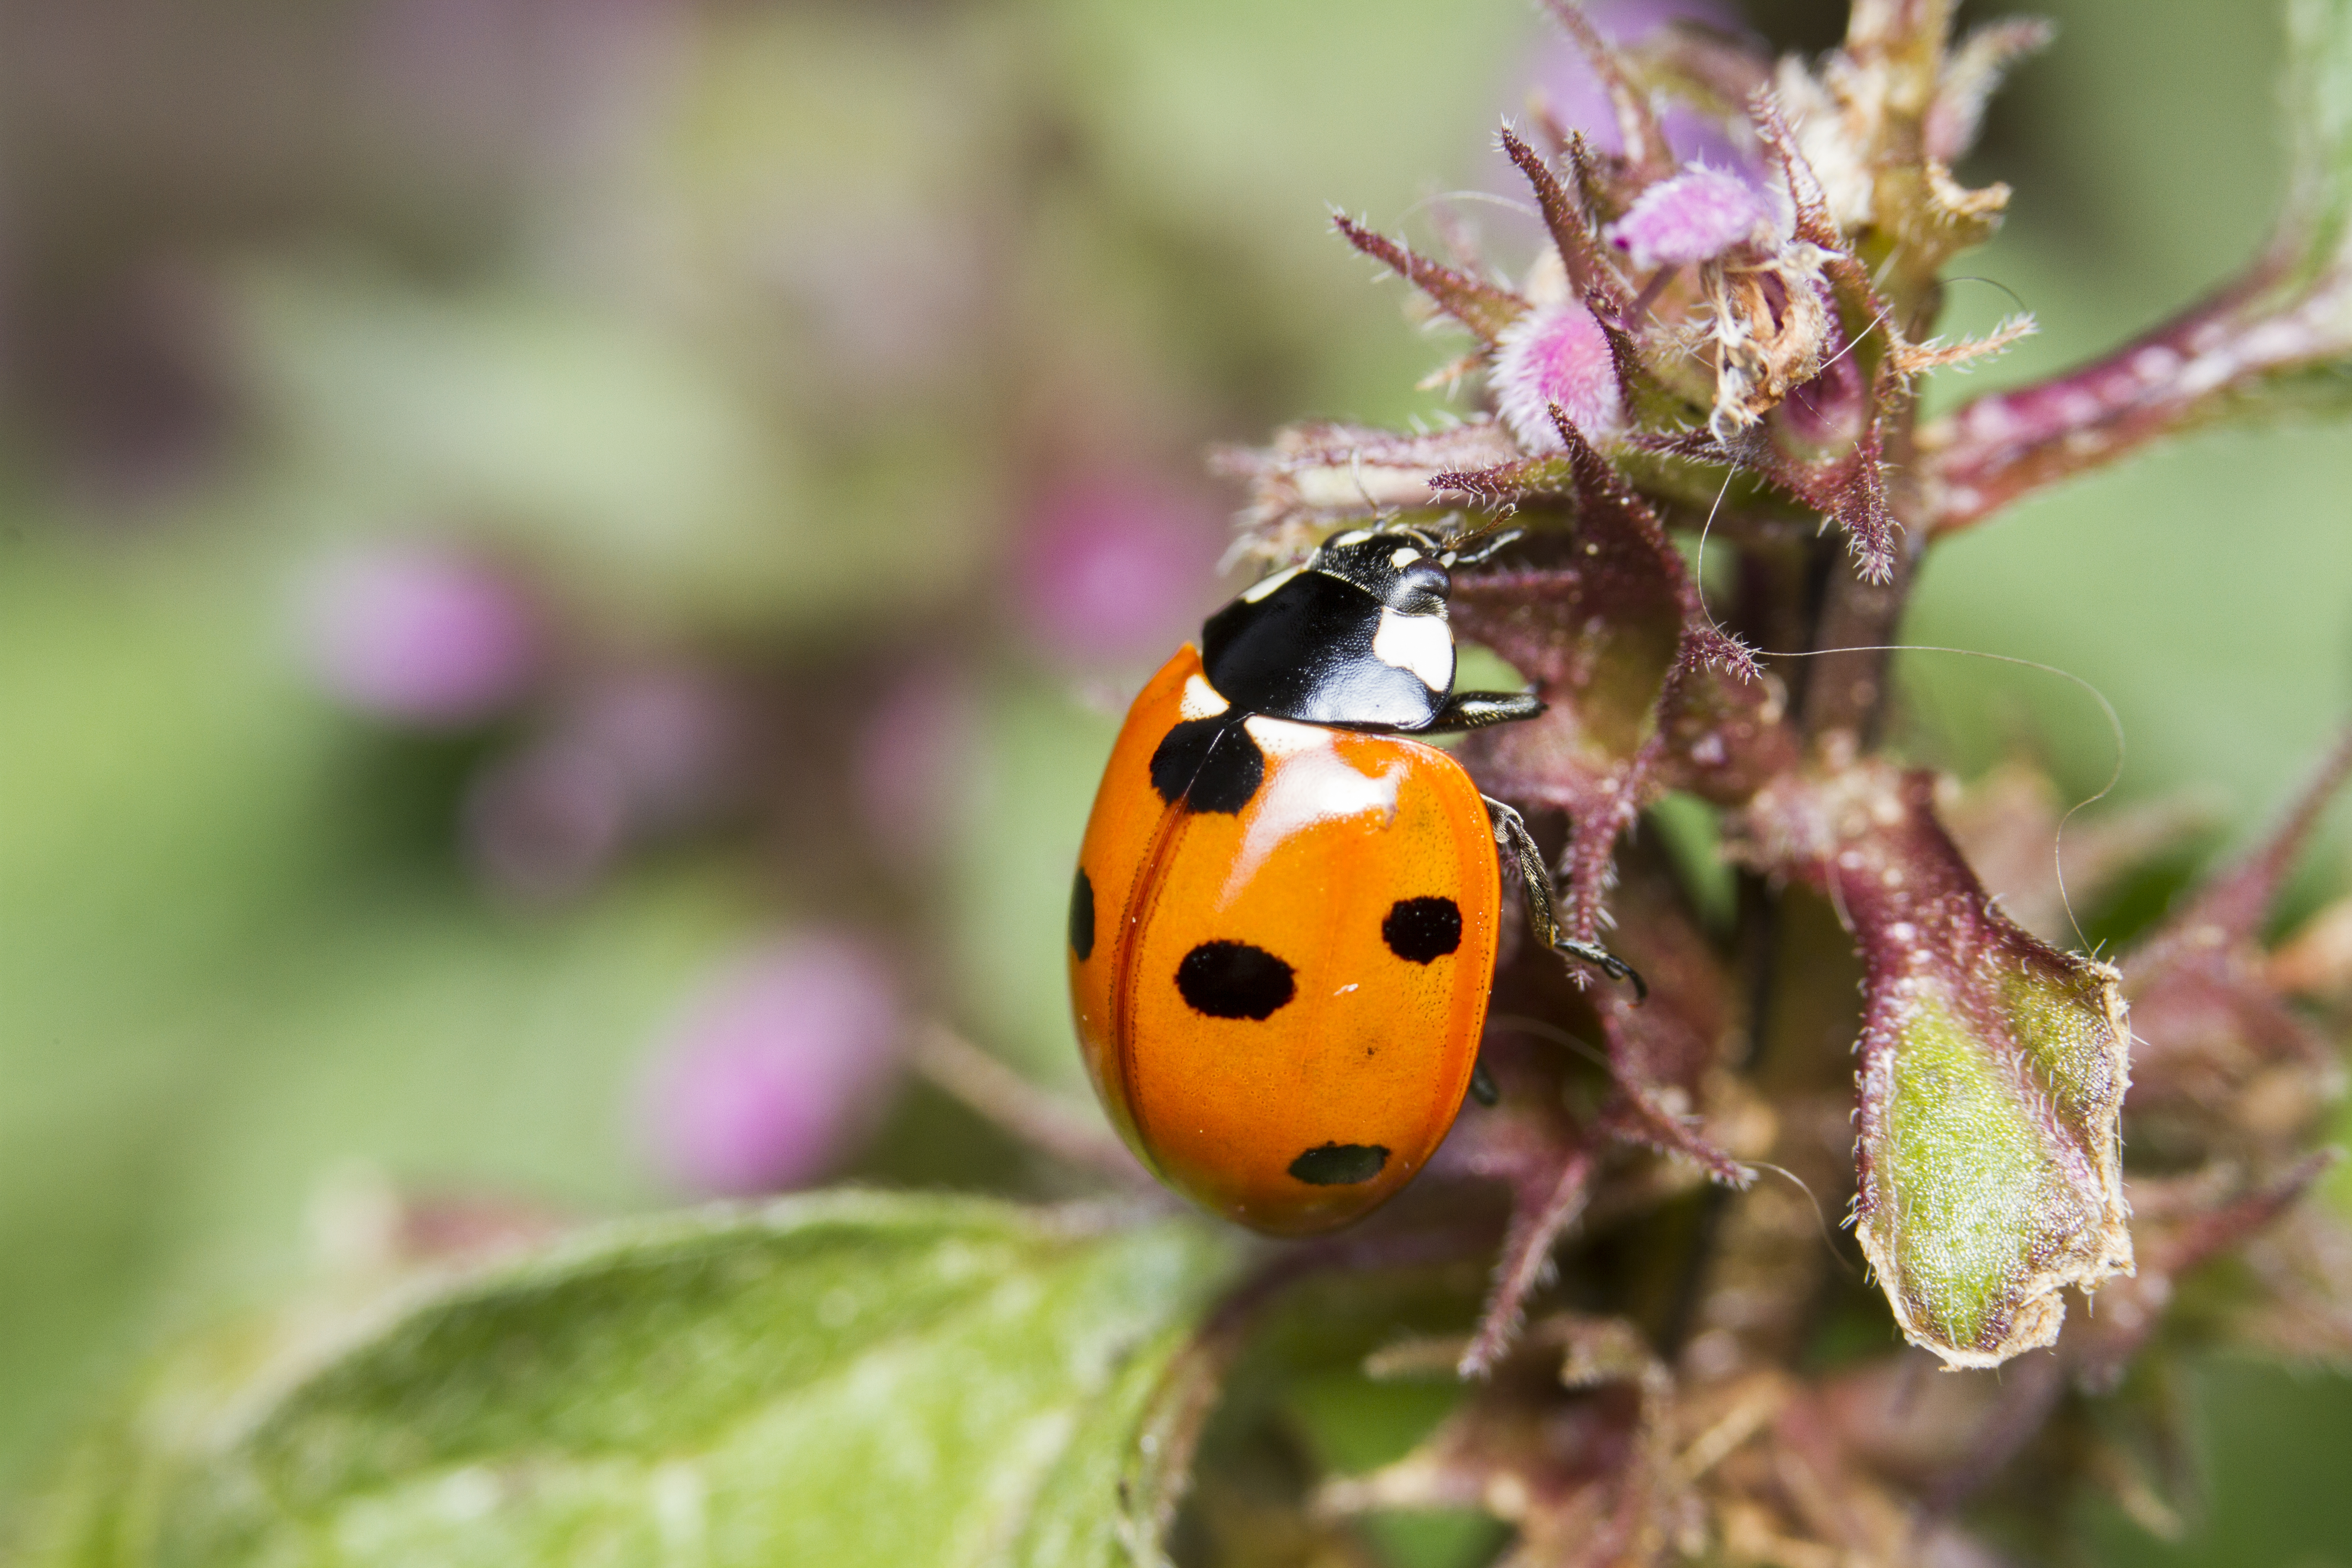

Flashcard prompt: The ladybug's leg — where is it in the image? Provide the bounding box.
[1419,691,1544,734]
[1439,525,1524,568]
[1483,797,1648,1001]
[1467,1057,1500,1107]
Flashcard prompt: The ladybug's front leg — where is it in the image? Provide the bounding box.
[1439,524,1524,567]
[1420,690,1544,734]
[1482,797,1647,1001]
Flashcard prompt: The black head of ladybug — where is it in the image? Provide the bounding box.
[1199,527,1515,731]
[1310,529,1453,616]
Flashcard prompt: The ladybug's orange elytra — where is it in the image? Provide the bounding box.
[1064,527,1640,1236]
[1069,645,1500,1235]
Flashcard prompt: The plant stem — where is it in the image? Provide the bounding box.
[1798,424,1926,742]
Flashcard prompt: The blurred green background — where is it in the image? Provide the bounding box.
[3,0,2349,1561]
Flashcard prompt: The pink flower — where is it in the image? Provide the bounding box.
[1604,164,1776,271]
[1490,301,1624,451]
[298,544,538,728]
[640,934,906,1196]
[461,666,750,902]
[462,739,630,904]
[1014,471,1223,666]
[1518,0,1744,166]
[853,662,979,870]
[558,667,746,836]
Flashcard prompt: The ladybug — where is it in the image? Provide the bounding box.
[1067,526,1637,1235]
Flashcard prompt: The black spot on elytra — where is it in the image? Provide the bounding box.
[1068,867,1095,961]
[1148,716,1265,814]
[1175,941,1295,1020]
[1382,896,1463,964]
[1288,1143,1389,1186]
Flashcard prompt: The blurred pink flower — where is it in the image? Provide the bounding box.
[461,665,749,901]
[462,740,629,903]
[640,934,906,1196]
[1014,472,1223,666]
[299,544,538,728]
[1604,163,1775,270]
[1519,0,1745,167]
[1491,300,1623,450]
[358,0,684,185]
[559,666,747,835]
[853,662,978,869]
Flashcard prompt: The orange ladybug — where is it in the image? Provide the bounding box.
[1068,527,1636,1235]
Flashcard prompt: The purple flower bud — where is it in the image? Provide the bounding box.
[1603,164,1775,271]
[298,544,538,729]
[1014,472,1223,666]
[1490,301,1624,451]
[641,934,906,1196]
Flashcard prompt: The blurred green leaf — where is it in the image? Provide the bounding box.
[2078,1357,2352,1568]
[17,1193,1241,1568]
[948,679,1123,1091]
[244,270,786,573]
[2283,0,2352,285]
[239,271,988,633]
[0,539,759,1483]
[1285,1370,1499,1568]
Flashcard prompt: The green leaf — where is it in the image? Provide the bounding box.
[16,1193,1243,1568]
[2283,0,2352,284]
[1865,977,2129,1364]
[2217,0,2352,387]
[1740,759,2133,1369]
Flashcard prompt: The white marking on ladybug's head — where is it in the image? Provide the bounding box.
[1389,546,1423,570]
[1371,607,1455,693]
[1239,564,1302,604]
[1329,529,1373,548]
[1179,675,1231,720]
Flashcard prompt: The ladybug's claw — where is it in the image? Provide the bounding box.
[1484,795,1648,1003]
[1553,938,1647,1002]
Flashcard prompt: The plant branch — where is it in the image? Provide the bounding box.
[1799,420,1926,742]
[911,1022,1158,1189]
[1923,0,2352,534]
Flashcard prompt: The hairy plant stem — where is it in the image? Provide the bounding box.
[1664,411,1926,1367]
[1798,419,1926,744]
[1655,874,1779,1362]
